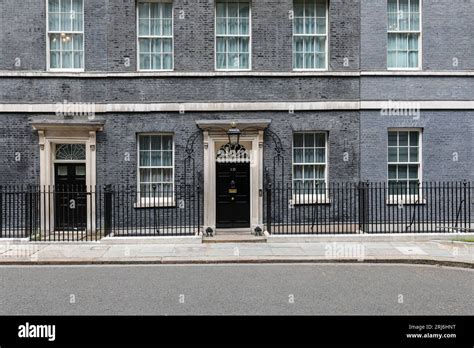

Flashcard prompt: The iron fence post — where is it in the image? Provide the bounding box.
[104,184,112,236]
[0,186,2,237]
[358,181,369,233]
[266,184,272,234]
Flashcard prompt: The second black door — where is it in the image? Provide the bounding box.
[216,163,251,228]
[54,163,87,231]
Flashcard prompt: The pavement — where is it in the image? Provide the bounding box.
[0,234,473,267]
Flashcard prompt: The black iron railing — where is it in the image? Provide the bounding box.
[0,184,201,241]
[0,181,472,241]
[265,181,473,234]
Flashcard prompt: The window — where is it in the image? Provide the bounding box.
[387,0,421,69]
[293,132,327,195]
[138,134,174,200]
[388,130,421,195]
[137,1,173,70]
[215,0,251,70]
[293,0,327,70]
[47,0,84,70]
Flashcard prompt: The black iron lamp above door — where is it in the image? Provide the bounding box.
[227,122,241,145]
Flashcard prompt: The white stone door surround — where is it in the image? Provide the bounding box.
[196,119,271,232]
[31,120,104,232]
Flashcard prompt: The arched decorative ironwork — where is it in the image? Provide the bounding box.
[216,143,250,163]
[55,144,86,160]
[183,129,202,189]
[264,128,285,189]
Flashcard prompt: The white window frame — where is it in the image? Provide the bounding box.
[387,0,422,71]
[292,0,329,71]
[387,128,424,204]
[291,131,330,205]
[136,0,174,72]
[214,0,252,71]
[46,0,85,72]
[136,133,175,207]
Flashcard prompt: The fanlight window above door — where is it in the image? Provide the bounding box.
[55,144,86,160]
[216,143,250,163]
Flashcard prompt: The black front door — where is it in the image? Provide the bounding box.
[54,163,87,231]
[216,162,251,228]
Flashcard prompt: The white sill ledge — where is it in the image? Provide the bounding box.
[134,200,176,208]
[385,197,427,205]
[291,196,332,205]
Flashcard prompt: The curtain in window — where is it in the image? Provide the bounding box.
[138,2,173,70]
[293,0,327,70]
[215,0,250,70]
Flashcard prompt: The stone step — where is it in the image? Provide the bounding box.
[203,234,267,243]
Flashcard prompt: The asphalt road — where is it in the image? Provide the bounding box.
[0,264,472,315]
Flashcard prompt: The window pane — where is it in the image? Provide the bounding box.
[315,149,325,163]
[315,165,325,179]
[216,2,226,17]
[49,0,60,12]
[409,147,418,162]
[140,168,151,183]
[150,19,161,35]
[151,38,162,53]
[239,18,249,35]
[140,151,150,166]
[239,37,249,53]
[408,51,418,67]
[49,13,60,31]
[314,133,325,147]
[304,133,315,147]
[62,51,72,68]
[398,165,408,179]
[162,135,172,150]
[303,165,314,179]
[139,19,149,36]
[293,133,304,147]
[304,149,315,163]
[227,2,238,17]
[388,147,398,162]
[138,3,150,19]
[139,135,150,150]
[73,34,83,50]
[162,151,172,166]
[228,17,238,35]
[294,149,303,163]
[294,165,303,179]
[150,136,161,150]
[408,165,418,179]
[162,168,173,182]
[398,131,409,146]
[399,147,408,162]
[50,51,61,68]
[73,52,83,68]
[239,2,250,18]
[163,54,172,69]
[140,54,151,69]
[239,53,249,69]
[388,132,398,146]
[61,13,72,31]
[163,19,172,36]
[388,165,397,179]
[409,131,419,145]
[61,0,72,13]
[150,151,162,166]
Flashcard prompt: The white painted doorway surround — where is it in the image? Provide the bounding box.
[31,120,104,232]
[196,119,271,232]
